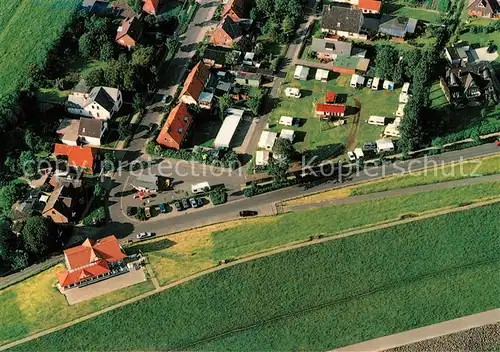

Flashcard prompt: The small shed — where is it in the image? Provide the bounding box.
[280,129,295,142]
[396,103,406,117]
[315,69,330,82]
[258,131,278,151]
[235,72,262,87]
[383,80,395,90]
[213,108,244,148]
[243,52,255,66]
[356,58,370,73]
[294,65,310,80]
[376,138,395,154]
[279,116,294,126]
[199,92,214,109]
[216,81,232,92]
[350,74,365,88]
[367,116,386,126]
[255,150,270,166]
[372,77,381,90]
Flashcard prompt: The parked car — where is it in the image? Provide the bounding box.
[347,151,356,163]
[181,198,191,209]
[239,210,258,217]
[190,197,202,208]
[159,203,167,213]
[144,206,151,218]
[495,138,500,146]
[136,232,155,240]
[174,201,183,211]
[366,78,373,88]
[362,141,377,151]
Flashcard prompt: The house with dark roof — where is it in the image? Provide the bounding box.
[82,0,110,12]
[202,47,233,68]
[156,102,194,150]
[67,86,122,120]
[179,62,211,106]
[41,185,76,224]
[210,16,244,47]
[53,144,97,173]
[115,17,143,49]
[310,38,353,61]
[467,0,499,18]
[444,42,472,67]
[377,16,418,38]
[321,5,367,40]
[57,235,127,290]
[78,118,108,146]
[443,62,500,107]
[222,0,251,22]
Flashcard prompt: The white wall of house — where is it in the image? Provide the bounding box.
[321,29,367,40]
[84,103,112,120]
[61,137,78,146]
[361,8,379,14]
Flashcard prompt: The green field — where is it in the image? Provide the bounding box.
[269,73,400,161]
[388,5,440,23]
[429,81,449,108]
[0,0,80,95]
[14,203,500,351]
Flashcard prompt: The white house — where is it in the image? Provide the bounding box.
[255,150,270,166]
[315,69,330,82]
[376,138,395,154]
[67,86,123,120]
[280,129,295,143]
[294,65,309,80]
[213,108,244,148]
[396,104,406,117]
[284,87,301,98]
[279,116,294,126]
[258,131,278,151]
[78,118,107,146]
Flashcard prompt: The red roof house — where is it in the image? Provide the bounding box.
[222,0,250,22]
[57,235,127,289]
[115,17,143,49]
[179,62,211,105]
[142,0,159,15]
[210,16,243,48]
[326,91,336,103]
[53,144,97,173]
[316,104,346,117]
[156,102,193,150]
[358,0,382,13]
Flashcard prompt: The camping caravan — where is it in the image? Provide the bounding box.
[354,148,364,160]
[372,77,381,90]
[284,87,301,98]
[376,138,395,154]
[368,116,386,126]
[294,65,309,80]
[396,104,406,117]
[350,74,365,88]
[383,80,395,91]
[191,182,210,194]
[402,82,411,94]
[279,116,294,126]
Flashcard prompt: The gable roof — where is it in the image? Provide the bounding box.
[220,16,243,39]
[86,87,116,111]
[41,185,72,222]
[143,0,159,14]
[180,62,211,101]
[78,118,104,138]
[468,0,497,13]
[57,259,110,288]
[157,102,193,147]
[316,104,346,114]
[310,38,353,56]
[321,5,364,33]
[53,144,96,171]
[116,17,142,42]
[222,0,249,19]
[358,0,382,11]
[378,15,410,37]
[63,235,126,270]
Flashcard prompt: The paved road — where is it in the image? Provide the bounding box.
[334,309,500,352]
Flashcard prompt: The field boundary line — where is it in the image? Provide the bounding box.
[2,198,500,350]
[333,308,500,352]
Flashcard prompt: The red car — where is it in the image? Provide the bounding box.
[495,138,500,146]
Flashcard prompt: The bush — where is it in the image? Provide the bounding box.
[209,188,227,205]
[136,207,147,221]
[432,122,500,146]
[243,180,296,197]
[83,207,106,226]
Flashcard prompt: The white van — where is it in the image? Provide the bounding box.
[191,182,210,194]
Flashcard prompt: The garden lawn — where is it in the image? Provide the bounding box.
[390,6,440,23]
[0,0,80,95]
[458,28,500,50]
[13,203,500,351]
[0,264,155,345]
[269,73,400,161]
[429,81,449,108]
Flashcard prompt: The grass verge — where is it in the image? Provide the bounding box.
[13,203,500,351]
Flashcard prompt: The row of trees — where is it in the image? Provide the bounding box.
[253,0,303,42]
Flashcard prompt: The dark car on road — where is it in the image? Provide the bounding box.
[239,210,258,217]
[174,201,183,211]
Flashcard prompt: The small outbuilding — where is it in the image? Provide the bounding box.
[280,129,295,143]
[258,131,278,151]
[255,150,270,166]
[376,138,395,154]
[315,69,330,82]
[279,116,294,126]
[294,65,310,80]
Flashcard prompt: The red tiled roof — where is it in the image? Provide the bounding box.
[142,0,159,15]
[358,0,382,11]
[179,62,210,102]
[326,92,336,103]
[53,144,96,172]
[316,104,346,114]
[222,0,248,20]
[156,102,193,149]
[57,259,110,288]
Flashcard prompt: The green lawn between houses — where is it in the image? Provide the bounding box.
[268,72,401,161]
[13,202,500,351]
[0,0,80,95]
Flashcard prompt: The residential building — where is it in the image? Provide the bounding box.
[467,0,499,17]
[258,131,278,151]
[321,5,367,40]
[41,185,75,224]
[67,86,122,120]
[210,17,243,47]
[115,17,143,49]
[222,0,250,22]
[78,118,108,146]
[315,104,346,117]
[234,72,262,87]
[444,42,471,67]
[358,0,382,14]
[57,119,80,146]
[179,62,211,106]
[57,235,127,290]
[377,16,418,39]
[202,47,232,68]
[310,38,353,61]
[156,102,193,150]
[53,144,97,173]
[143,0,159,15]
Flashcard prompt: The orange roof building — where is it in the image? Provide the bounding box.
[57,235,127,289]
[115,17,143,49]
[142,0,159,15]
[156,102,193,150]
[179,62,211,106]
[222,0,250,22]
[53,144,97,173]
[358,0,382,13]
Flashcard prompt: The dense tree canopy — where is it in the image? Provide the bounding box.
[375,45,399,81]
[21,216,53,257]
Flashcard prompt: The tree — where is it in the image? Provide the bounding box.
[132,46,155,67]
[19,151,38,179]
[4,156,20,177]
[275,0,302,22]
[0,182,27,214]
[102,153,117,173]
[254,42,264,59]
[225,50,240,66]
[399,98,424,153]
[256,0,274,17]
[83,68,106,87]
[268,157,289,185]
[21,216,52,256]
[246,88,264,116]
[273,137,295,163]
[133,93,146,114]
[393,61,404,84]
[262,17,279,40]
[100,42,115,61]
[10,250,29,270]
[0,219,14,262]
[281,16,295,41]
[375,45,399,80]
[217,93,233,120]
[128,0,142,13]
[166,38,177,56]
[79,32,96,59]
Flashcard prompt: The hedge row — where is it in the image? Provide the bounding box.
[243,180,297,197]
[432,122,500,146]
